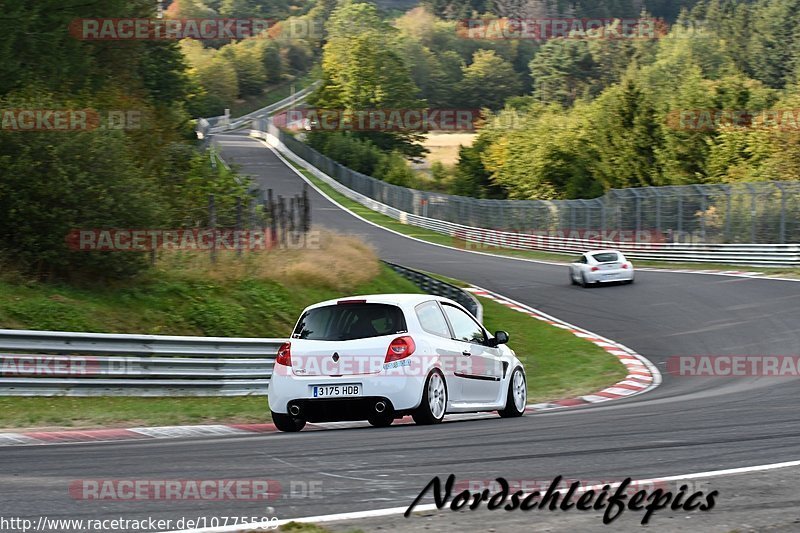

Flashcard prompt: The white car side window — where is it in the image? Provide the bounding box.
[415,301,451,338]
[442,304,486,345]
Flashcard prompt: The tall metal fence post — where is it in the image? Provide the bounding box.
[268,189,277,246]
[655,193,662,236]
[209,194,217,265]
[235,196,243,258]
[302,184,311,234]
[748,185,757,243]
[778,183,787,244]
[724,188,732,243]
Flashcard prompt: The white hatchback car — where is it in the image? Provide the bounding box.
[569,250,635,287]
[268,294,527,432]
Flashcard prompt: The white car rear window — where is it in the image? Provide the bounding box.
[292,303,407,341]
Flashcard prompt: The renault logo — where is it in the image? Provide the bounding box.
[332,352,340,362]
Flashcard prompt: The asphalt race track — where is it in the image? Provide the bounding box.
[2,132,800,532]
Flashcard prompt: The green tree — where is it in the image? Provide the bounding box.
[0,107,166,279]
[452,136,507,198]
[221,41,267,97]
[748,0,800,89]
[587,78,663,189]
[313,1,426,159]
[530,40,597,107]
[458,50,522,110]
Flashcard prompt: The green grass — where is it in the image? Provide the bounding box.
[0,397,270,429]
[286,157,800,277]
[0,266,418,337]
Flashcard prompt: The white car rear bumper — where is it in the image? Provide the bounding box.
[268,369,426,416]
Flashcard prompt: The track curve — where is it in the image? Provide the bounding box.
[2,132,799,531]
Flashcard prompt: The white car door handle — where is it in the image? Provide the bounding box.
[461,350,471,356]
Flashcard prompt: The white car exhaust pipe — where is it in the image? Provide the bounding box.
[289,404,301,416]
[375,401,386,413]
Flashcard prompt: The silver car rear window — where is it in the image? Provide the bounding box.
[592,252,619,263]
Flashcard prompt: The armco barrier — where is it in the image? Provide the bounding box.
[203,82,320,137]
[0,330,281,396]
[254,123,800,267]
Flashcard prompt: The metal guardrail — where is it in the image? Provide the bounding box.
[256,123,800,267]
[0,264,483,396]
[197,83,320,139]
[0,330,281,396]
[383,261,482,321]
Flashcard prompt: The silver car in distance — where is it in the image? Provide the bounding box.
[569,250,635,288]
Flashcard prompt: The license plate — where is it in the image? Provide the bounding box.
[311,384,361,398]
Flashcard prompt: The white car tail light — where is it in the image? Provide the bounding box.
[276,342,292,366]
[385,336,416,363]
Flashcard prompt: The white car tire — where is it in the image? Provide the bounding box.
[412,370,447,425]
[498,367,526,418]
[368,412,394,427]
[272,410,306,432]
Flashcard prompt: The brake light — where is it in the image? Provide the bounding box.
[622,263,629,269]
[385,336,416,363]
[337,299,367,305]
[276,342,292,366]
[591,266,599,272]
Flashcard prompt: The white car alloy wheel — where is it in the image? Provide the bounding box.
[499,368,526,418]
[428,372,447,419]
[413,369,448,425]
[513,370,526,411]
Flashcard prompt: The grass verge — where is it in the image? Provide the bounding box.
[283,154,799,277]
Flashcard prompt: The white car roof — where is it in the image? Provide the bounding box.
[303,293,457,312]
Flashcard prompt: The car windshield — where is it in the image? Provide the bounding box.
[592,252,620,263]
[292,304,407,341]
